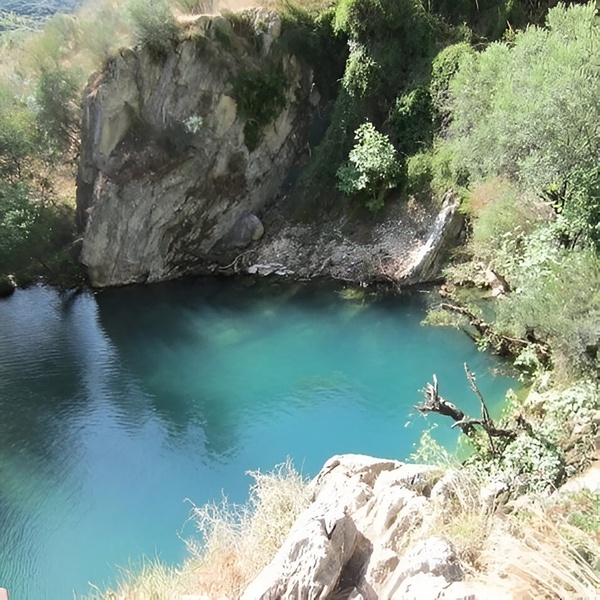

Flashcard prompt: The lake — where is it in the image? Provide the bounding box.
[0,279,516,598]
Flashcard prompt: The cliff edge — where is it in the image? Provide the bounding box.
[77,9,317,287]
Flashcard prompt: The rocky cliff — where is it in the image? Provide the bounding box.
[241,454,485,599]
[77,9,317,287]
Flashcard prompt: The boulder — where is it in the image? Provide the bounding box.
[224,211,265,249]
[77,10,317,287]
[0,275,16,298]
[242,455,463,599]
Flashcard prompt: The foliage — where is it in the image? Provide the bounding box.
[445,2,599,246]
[34,64,81,158]
[467,178,546,268]
[429,42,474,119]
[278,0,344,101]
[341,43,381,98]
[406,151,433,199]
[493,432,566,494]
[0,181,77,280]
[336,121,402,211]
[333,0,433,45]
[387,86,433,155]
[126,0,179,59]
[496,243,600,377]
[0,183,40,275]
[232,68,287,152]
[0,85,38,180]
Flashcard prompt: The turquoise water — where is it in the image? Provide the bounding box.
[0,279,516,599]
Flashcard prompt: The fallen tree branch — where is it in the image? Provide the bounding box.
[440,303,550,361]
[415,364,523,457]
[415,374,476,435]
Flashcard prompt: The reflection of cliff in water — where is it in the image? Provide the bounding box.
[0,286,104,478]
[93,277,388,459]
[95,278,311,456]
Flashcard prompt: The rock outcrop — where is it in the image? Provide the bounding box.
[241,454,471,599]
[77,9,317,287]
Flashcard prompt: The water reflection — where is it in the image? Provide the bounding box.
[0,280,517,599]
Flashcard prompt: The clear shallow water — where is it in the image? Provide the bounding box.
[0,279,516,599]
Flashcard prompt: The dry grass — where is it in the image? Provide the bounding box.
[477,496,600,599]
[423,460,599,598]
[100,459,309,600]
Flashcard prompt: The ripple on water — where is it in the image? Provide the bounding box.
[0,281,517,598]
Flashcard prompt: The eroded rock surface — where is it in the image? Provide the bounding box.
[77,9,316,287]
[241,454,466,600]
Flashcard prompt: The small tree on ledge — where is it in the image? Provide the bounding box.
[336,121,401,212]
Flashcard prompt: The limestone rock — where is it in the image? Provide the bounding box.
[242,454,465,599]
[77,10,316,287]
[224,211,265,248]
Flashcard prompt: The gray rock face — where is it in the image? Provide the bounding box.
[241,454,464,600]
[77,9,316,287]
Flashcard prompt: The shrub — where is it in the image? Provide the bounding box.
[232,68,287,152]
[496,244,600,377]
[333,0,432,46]
[0,86,38,180]
[406,151,433,199]
[0,182,39,275]
[341,43,381,98]
[429,42,474,119]
[468,178,546,269]
[445,2,599,245]
[387,86,433,155]
[34,65,81,159]
[126,0,179,58]
[336,121,402,211]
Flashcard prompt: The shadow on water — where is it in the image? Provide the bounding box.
[0,279,518,599]
[94,278,354,457]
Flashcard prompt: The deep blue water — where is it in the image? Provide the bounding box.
[0,279,516,599]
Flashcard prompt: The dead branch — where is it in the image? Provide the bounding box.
[415,365,522,457]
[415,374,476,435]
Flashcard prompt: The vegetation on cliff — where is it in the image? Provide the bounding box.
[0,0,597,595]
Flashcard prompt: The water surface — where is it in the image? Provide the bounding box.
[0,279,516,598]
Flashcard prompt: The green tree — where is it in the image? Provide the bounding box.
[336,121,402,211]
[35,65,81,159]
[445,2,599,245]
[0,182,40,274]
[0,83,39,180]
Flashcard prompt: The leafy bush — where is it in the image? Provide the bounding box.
[34,65,81,158]
[0,183,39,275]
[126,0,179,58]
[406,151,433,199]
[429,42,474,119]
[496,243,600,377]
[232,68,287,152]
[341,43,381,98]
[468,178,546,269]
[0,86,38,180]
[0,182,77,280]
[333,0,432,45]
[336,121,402,211]
[387,86,433,155]
[445,2,599,245]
